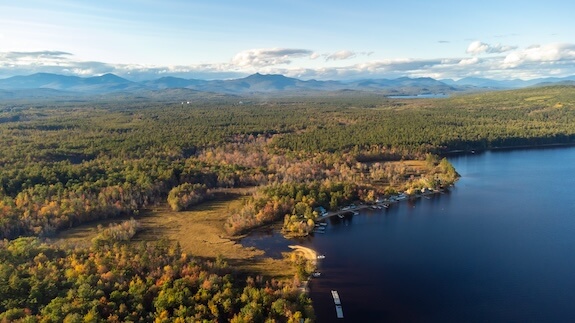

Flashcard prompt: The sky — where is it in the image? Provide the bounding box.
[1,0,575,81]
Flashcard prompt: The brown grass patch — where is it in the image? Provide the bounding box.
[387,160,427,170]
[135,193,262,260]
[50,190,295,277]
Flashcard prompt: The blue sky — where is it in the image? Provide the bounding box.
[1,0,574,80]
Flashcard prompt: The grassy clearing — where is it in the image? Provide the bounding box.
[135,194,261,260]
[388,160,427,170]
[51,190,296,278]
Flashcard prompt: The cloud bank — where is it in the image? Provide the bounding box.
[503,43,575,68]
[2,42,575,81]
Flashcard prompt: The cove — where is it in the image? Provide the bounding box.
[242,146,575,322]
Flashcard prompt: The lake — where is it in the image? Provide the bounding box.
[387,93,449,99]
[241,146,575,322]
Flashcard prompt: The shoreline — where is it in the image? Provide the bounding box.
[444,141,575,156]
[315,189,448,223]
[288,245,318,262]
[288,245,319,294]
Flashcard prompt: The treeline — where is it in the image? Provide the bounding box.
[225,180,358,236]
[167,183,208,211]
[91,218,142,247]
[272,91,575,153]
[0,157,233,239]
[0,238,313,322]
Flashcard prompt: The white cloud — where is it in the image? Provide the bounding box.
[5,51,72,59]
[466,41,489,55]
[231,48,313,67]
[310,52,321,60]
[466,41,517,55]
[458,57,479,66]
[503,43,575,68]
[326,50,356,61]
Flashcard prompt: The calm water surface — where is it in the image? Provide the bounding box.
[242,147,575,322]
[387,93,449,99]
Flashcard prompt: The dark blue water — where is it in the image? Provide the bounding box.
[242,147,575,322]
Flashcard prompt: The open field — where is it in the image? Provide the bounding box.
[52,190,297,278]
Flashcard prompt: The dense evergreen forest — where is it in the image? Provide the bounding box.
[1,85,574,321]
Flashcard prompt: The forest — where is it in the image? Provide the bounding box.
[1,85,575,321]
[0,237,313,322]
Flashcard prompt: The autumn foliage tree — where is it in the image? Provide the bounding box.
[167,183,208,211]
[0,238,314,322]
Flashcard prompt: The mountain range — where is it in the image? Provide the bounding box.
[0,72,573,99]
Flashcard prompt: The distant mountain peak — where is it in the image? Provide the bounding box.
[244,73,289,80]
[91,73,130,82]
[98,73,122,78]
[0,72,573,99]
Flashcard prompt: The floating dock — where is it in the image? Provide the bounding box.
[335,305,344,319]
[331,290,344,318]
[331,290,343,319]
[331,290,341,305]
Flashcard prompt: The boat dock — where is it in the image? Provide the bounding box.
[316,189,446,222]
[331,290,344,318]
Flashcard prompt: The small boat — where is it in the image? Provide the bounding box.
[312,272,321,277]
[317,255,325,259]
[397,193,408,200]
[318,222,328,226]
[337,213,345,219]
[352,211,359,216]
